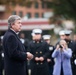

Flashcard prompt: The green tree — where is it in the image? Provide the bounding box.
[0,0,33,6]
[41,0,76,32]
[40,0,76,19]
[52,0,76,32]
[53,0,76,20]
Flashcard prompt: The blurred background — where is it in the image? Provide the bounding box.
[0,0,76,45]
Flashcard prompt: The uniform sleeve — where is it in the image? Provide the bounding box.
[47,46,53,58]
[27,42,35,60]
[6,35,27,61]
[42,42,50,60]
[27,43,31,52]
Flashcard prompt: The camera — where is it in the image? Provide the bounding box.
[59,45,63,48]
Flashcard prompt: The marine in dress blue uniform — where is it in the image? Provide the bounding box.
[64,30,76,75]
[28,29,50,75]
[43,35,54,75]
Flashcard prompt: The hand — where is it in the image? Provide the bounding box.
[39,57,44,61]
[61,45,65,50]
[26,52,33,60]
[35,57,40,61]
[47,59,51,62]
[60,44,66,50]
[56,44,60,50]
[74,59,76,65]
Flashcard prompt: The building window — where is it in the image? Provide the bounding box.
[35,2,39,8]
[12,11,16,15]
[42,3,45,8]
[27,5,31,8]
[35,13,39,18]
[42,13,44,18]
[27,13,31,18]
[19,11,23,17]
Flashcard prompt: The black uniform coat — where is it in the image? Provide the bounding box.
[3,29,27,75]
[65,39,76,75]
[28,40,50,75]
[47,44,54,75]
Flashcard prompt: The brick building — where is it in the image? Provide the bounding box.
[0,0,53,19]
[0,0,54,37]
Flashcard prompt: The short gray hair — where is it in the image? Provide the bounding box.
[8,15,21,28]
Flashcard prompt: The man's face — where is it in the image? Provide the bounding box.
[74,35,76,41]
[12,19,22,32]
[60,35,65,40]
[65,35,70,40]
[45,39,50,44]
[33,34,41,40]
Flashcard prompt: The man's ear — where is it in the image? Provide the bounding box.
[11,23,15,28]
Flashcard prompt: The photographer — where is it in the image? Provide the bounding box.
[52,40,72,75]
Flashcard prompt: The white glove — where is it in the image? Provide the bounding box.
[1,53,4,57]
[74,59,76,65]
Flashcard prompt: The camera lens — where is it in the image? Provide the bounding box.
[59,45,63,48]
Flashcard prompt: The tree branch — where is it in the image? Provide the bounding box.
[67,0,76,11]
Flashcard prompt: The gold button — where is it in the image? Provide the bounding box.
[74,55,75,57]
[37,41,39,43]
[40,51,42,54]
[40,63,43,64]
[36,63,39,65]
[36,52,38,54]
